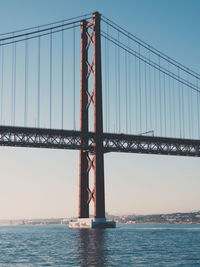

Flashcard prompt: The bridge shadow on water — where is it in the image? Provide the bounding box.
[75,229,108,267]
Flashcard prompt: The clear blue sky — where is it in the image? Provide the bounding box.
[0,0,199,219]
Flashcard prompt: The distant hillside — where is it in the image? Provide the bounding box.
[107,211,200,224]
[1,211,200,225]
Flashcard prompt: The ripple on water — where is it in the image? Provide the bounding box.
[0,224,200,266]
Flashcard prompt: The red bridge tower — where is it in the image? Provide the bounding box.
[70,12,115,228]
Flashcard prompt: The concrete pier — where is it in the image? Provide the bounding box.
[69,218,116,229]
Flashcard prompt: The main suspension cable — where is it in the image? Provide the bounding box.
[102,16,200,79]
[101,32,200,93]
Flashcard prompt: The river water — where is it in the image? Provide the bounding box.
[0,224,200,266]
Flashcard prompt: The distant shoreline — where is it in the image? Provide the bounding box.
[0,210,200,226]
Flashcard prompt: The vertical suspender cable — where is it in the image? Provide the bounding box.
[172,78,176,137]
[37,28,41,128]
[128,37,131,134]
[125,50,128,133]
[0,44,0,122]
[24,36,28,126]
[197,79,200,138]
[158,56,162,136]
[163,73,166,136]
[168,62,172,136]
[61,25,64,129]
[135,55,138,133]
[104,29,107,132]
[138,44,142,133]
[11,37,15,125]
[181,82,185,138]
[115,44,118,133]
[1,43,4,125]
[13,41,16,125]
[148,49,152,132]
[144,61,147,131]
[49,30,52,128]
[107,23,110,132]
[13,43,17,125]
[187,73,191,138]
[178,68,182,138]
[117,31,121,132]
[190,75,194,138]
[73,25,76,130]
[154,67,157,135]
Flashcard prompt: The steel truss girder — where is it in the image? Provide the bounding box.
[0,126,200,157]
[103,133,200,157]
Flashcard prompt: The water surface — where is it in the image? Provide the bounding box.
[0,224,200,266]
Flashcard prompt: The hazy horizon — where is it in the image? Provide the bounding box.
[1,208,200,221]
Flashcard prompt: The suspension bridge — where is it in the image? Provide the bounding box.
[0,12,199,228]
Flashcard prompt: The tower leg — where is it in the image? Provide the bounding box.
[78,151,89,218]
[69,12,115,228]
[78,20,89,218]
[93,11,105,219]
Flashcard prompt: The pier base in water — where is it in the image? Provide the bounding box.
[69,218,116,229]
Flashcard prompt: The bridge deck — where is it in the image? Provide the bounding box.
[0,126,200,157]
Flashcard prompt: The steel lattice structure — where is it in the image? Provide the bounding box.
[0,126,200,157]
